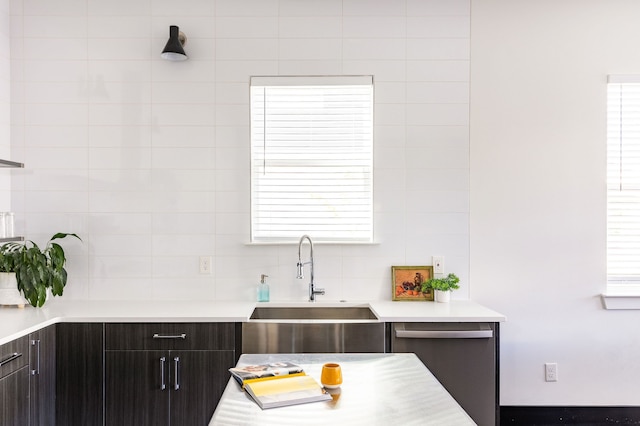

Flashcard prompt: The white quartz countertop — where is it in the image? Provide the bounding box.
[0,299,505,345]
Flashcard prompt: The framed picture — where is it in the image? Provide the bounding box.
[392,265,434,301]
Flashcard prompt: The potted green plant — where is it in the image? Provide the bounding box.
[0,244,26,307]
[421,273,460,303]
[0,233,81,307]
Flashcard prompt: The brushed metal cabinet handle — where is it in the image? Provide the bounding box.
[31,339,40,375]
[173,357,180,391]
[152,333,187,339]
[0,352,22,367]
[394,329,493,339]
[160,356,166,390]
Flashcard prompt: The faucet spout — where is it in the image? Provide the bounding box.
[296,235,323,302]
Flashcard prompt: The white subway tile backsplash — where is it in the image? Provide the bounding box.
[23,38,87,60]
[215,38,278,61]
[216,0,278,17]
[87,0,150,16]
[406,103,469,126]
[88,16,151,38]
[151,190,214,213]
[152,104,215,126]
[23,59,87,83]
[89,104,151,126]
[407,60,469,81]
[24,0,86,16]
[88,212,153,234]
[152,212,215,235]
[407,0,470,16]
[278,17,342,39]
[88,125,152,148]
[215,17,278,39]
[407,16,471,38]
[151,125,215,148]
[25,103,88,126]
[23,16,87,38]
[343,39,406,61]
[343,0,406,16]
[151,147,214,170]
[88,169,152,192]
[89,190,153,212]
[406,82,469,104]
[11,0,471,302]
[277,60,343,76]
[88,38,152,61]
[343,17,406,38]
[279,0,342,17]
[88,147,152,169]
[151,0,214,17]
[407,38,470,60]
[279,38,342,61]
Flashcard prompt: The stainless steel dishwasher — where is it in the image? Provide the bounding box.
[390,322,499,426]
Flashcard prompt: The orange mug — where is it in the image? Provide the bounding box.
[321,363,342,388]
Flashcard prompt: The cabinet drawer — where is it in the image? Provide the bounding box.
[105,323,235,351]
[0,336,28,379]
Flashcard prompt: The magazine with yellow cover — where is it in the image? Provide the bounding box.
[243,374,332,409]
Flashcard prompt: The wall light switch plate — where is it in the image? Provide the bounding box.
[433,256,444,274]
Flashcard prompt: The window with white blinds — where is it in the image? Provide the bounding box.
[607,75,640,290]
[250,76,374,243]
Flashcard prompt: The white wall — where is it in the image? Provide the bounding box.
[471,0,640,405]
[0,0,10,207]
[9,0,471,302]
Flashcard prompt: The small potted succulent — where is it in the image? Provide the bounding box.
[0,233,81,307]
[422,273,460,303]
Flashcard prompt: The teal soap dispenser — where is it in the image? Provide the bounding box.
[257,274,270,302]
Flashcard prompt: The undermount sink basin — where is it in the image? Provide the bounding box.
[249,306,378,320]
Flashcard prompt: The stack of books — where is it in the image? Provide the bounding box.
[229,362,332,410]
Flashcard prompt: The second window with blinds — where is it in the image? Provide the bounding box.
[250,76,374,243]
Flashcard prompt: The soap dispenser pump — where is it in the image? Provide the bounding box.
[257,274,270,302]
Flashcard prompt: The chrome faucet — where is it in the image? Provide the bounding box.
[296,234,325,302]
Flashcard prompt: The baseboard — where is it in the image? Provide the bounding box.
[501,406,640,425]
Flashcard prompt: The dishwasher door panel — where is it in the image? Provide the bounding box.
[391,322,498,426]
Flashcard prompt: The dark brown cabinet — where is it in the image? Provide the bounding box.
[56,323,104,426]
[0,336,30,426]
[29,325,56,426]
[104,323,236,426]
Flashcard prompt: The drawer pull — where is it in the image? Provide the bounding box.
[0,352,22,367]
[160,357,166,390]
[395,329,493,339]
[31,339,41,375]
[152,333,186,339]
[173,357,180,391]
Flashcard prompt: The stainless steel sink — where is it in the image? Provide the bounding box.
[249,306,378,320]
[243,305,385,353]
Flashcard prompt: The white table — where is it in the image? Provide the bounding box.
[210,353,476,426]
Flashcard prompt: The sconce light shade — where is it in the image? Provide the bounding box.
[161,25,188,61]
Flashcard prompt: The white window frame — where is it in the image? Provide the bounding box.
[249,75,374,243]
[604,75,640,308]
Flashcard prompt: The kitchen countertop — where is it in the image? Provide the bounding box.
[209,353,475,426]
[0,299,505,345]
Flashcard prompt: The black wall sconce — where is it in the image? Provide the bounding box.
[161,25,188,61]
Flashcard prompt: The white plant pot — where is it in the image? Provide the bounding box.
[434,290,451,303]
[0,272,27,308]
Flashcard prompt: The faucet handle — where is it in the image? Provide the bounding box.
[296,262,304,279]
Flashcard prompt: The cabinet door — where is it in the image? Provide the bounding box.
[169,350,235,426]
[30,325,56,426]
[56,323,104,426]
[105,351,170,426]
[0,366,30,426]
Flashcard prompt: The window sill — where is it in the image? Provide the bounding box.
[601,294,640,310]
